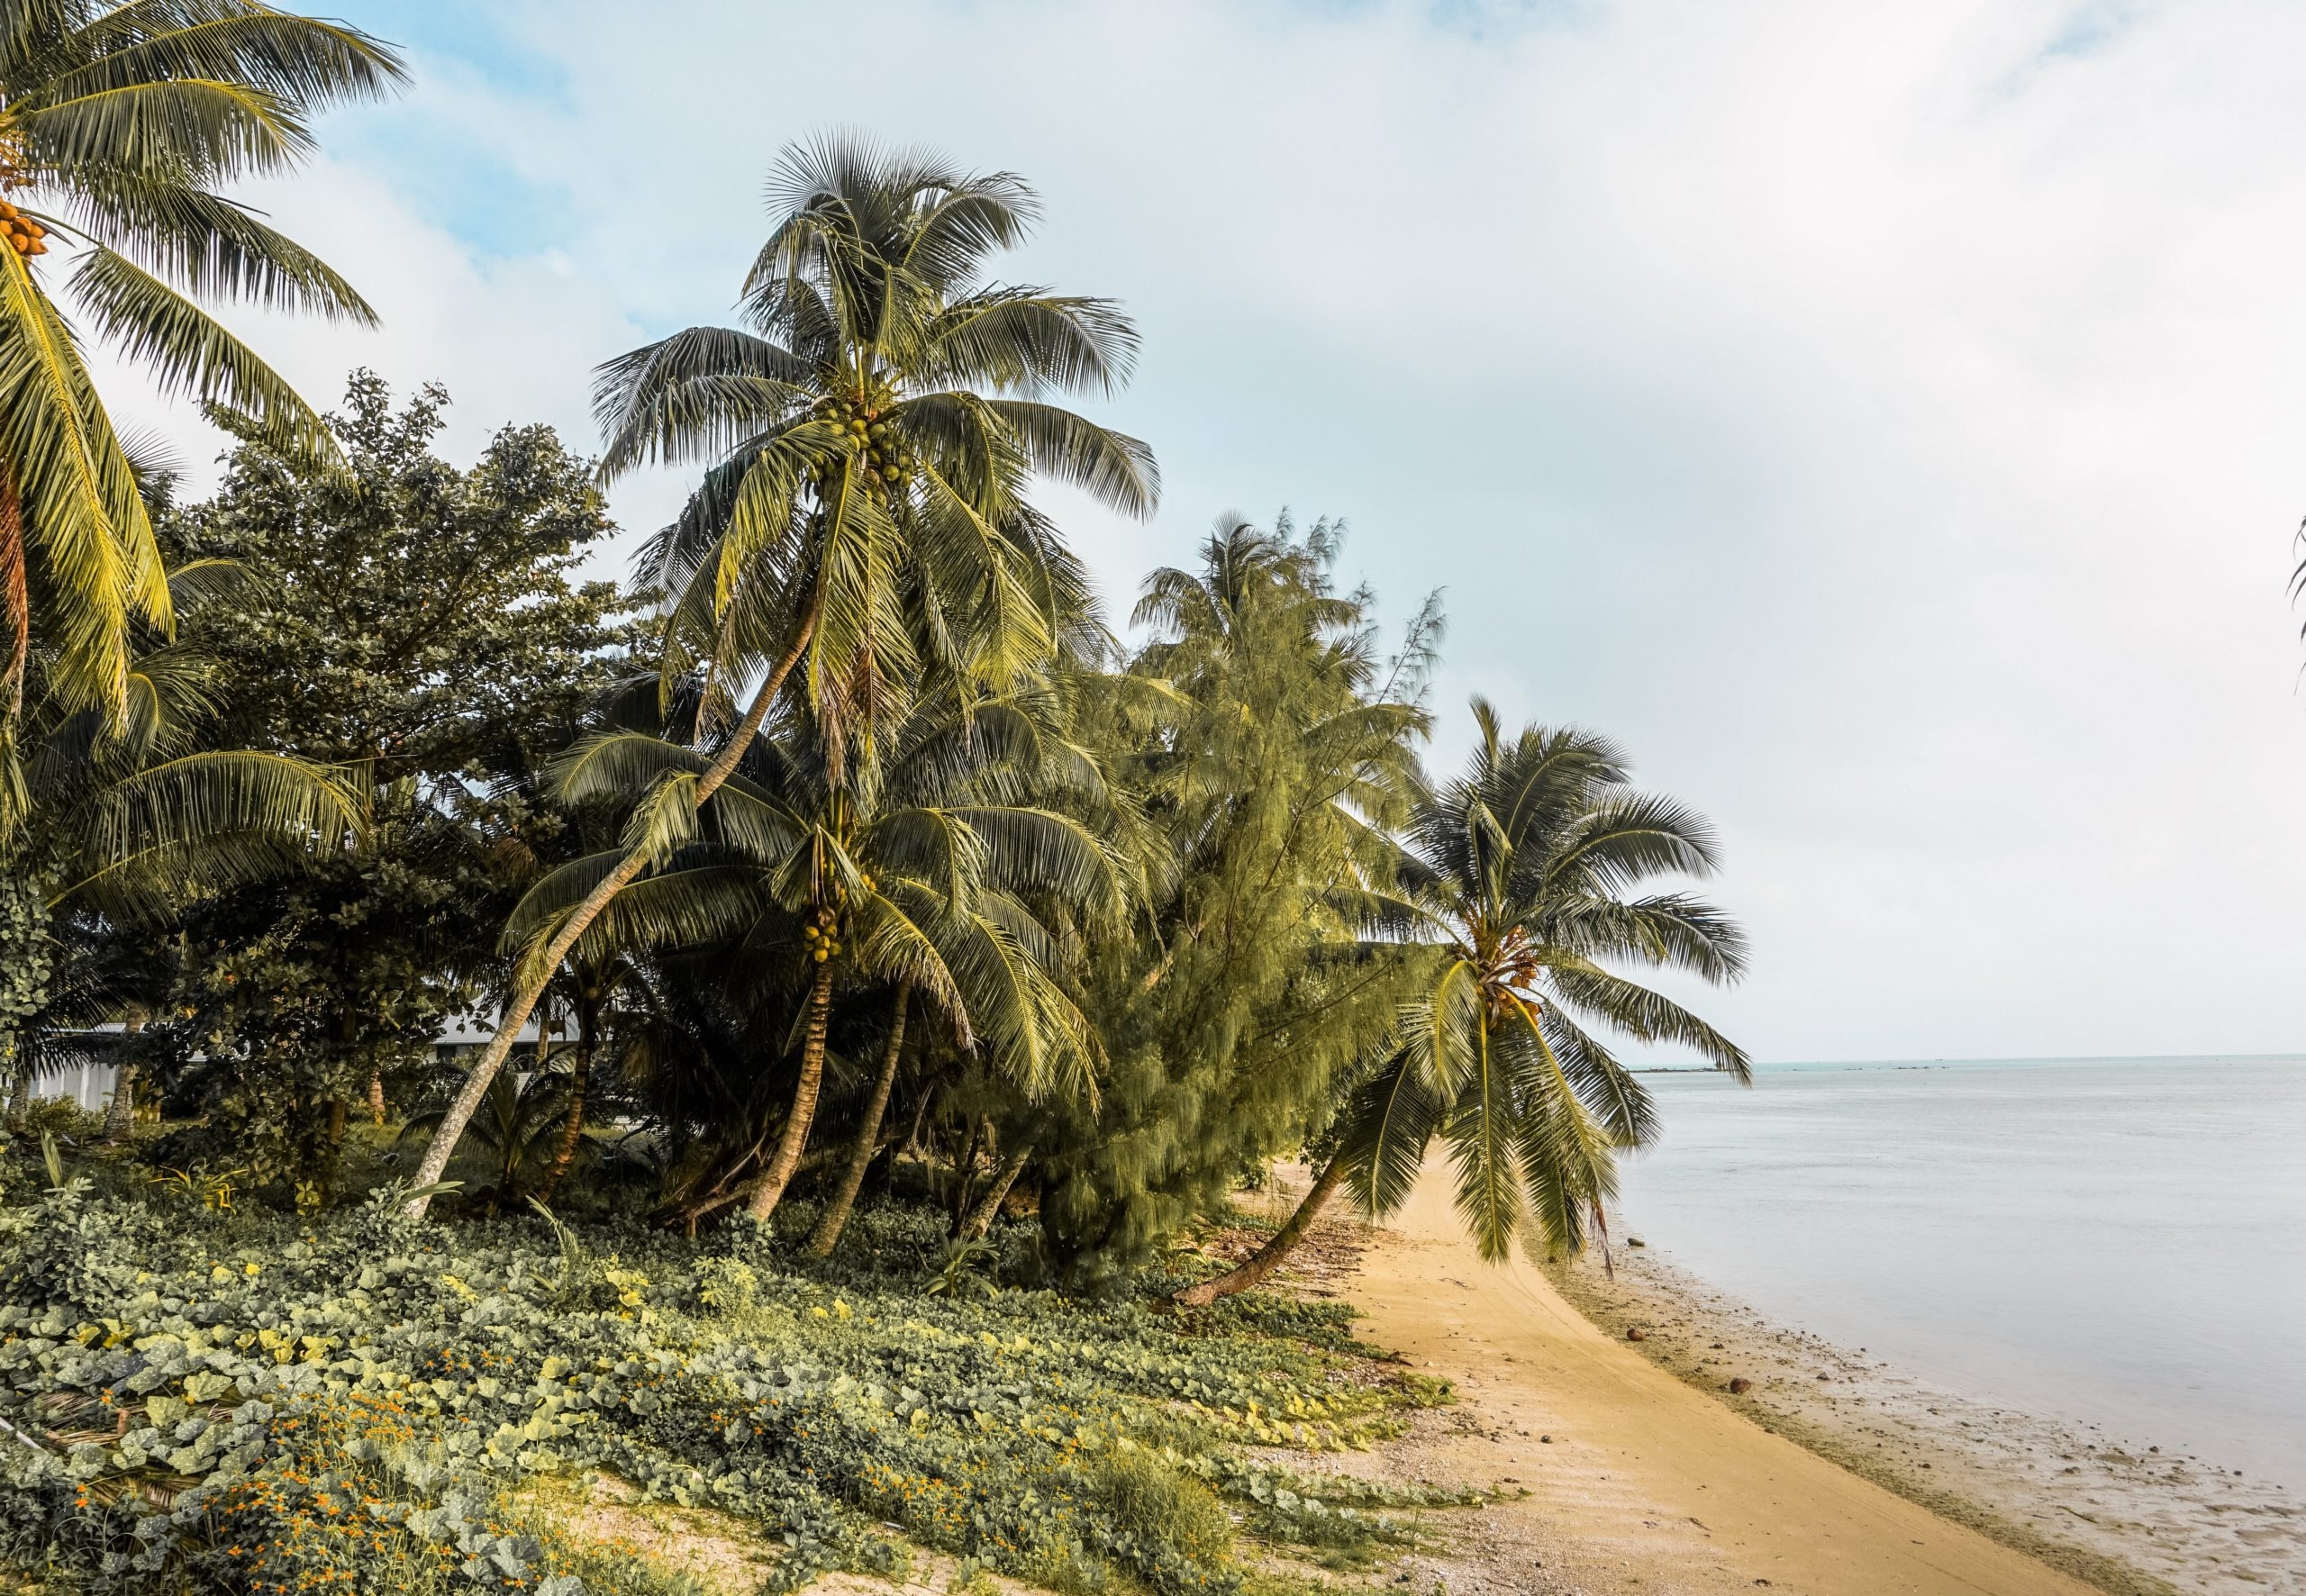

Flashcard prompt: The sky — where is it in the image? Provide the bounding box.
[103,0,2306,1063]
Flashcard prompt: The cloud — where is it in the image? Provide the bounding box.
[134,0,2306,1059]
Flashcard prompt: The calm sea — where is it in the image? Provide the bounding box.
[1614,1056,2306,1488]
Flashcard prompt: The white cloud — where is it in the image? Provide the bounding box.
[133,0,2306,1059]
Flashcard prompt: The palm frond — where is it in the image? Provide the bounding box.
[70,244,335,460]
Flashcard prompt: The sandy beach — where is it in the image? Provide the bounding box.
[1251,1164,2276,1596]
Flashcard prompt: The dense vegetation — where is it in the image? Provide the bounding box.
[0,1146,1474,1595]
[0,18,1750,1590]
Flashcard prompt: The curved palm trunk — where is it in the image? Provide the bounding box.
[531,996,595,1206]
[1173,1155,1348,1309]
[404,605,819,1218]
[747,958,836,1223]
[806,979,908,1257]
[958,1142,1030,1241]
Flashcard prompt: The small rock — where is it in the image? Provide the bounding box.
[1628,1238,1647,1247]
[1627,1327,1648,1342]
[1540,1434,1553,1443]
[1727,1377,1753,1394]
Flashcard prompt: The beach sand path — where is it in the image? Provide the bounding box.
[1342,1172,2104,1595]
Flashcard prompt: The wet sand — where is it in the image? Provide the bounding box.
[1547,1238,2304,1595]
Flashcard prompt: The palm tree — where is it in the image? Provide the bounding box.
[0,1,403,734]
[409,134,1156,1213]
[0,558,362,1111]
[1177,703,1748,1306]
[398,1065,576,1217]
[505,684,1120,1230]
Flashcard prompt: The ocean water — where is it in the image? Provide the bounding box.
[1613,1056,2306,1489]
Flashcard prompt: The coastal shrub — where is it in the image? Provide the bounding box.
[1085,1447,1236,1567]
[0,1176,1459,1594]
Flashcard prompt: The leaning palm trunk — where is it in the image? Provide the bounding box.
[1174,1156,1349,1310]
[957,1143,1031,1241]
[405,611,817,1216]
[748,960,837,1222]
[807,981,909,1256]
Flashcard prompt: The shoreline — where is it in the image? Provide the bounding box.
[1542,1238,2304,1596]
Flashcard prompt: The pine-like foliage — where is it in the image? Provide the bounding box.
[1036,514,1433,1290]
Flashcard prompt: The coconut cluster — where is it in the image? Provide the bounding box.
[813,398,913,497]
[801,900,845,962]
[799,875,873,963]
[0,200,46,257]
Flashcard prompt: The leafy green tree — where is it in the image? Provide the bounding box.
[0,0,401,736]
[1183,706,1751,1302]
[412,133,1157,1213]
[0,558,359,1115]
[1036,515,1433,1292]
[511,682,1119,1229]
[153,374,642,1187]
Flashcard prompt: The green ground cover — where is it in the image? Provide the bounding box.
[0,1138,1465,1596]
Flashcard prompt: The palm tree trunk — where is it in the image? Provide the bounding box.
[404,604,820,1219]
[102,1062,137,1142]
[0,471,28,714]
[531,1000,595,1205]
[806,979,908,1257]
[950,1116,986,1230]
[368,1071,386,1126]
[1173,1155,1348,1309]
[103,1009,145,1145]
[957,1142,1030,1241]
[746,958,835,1223]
